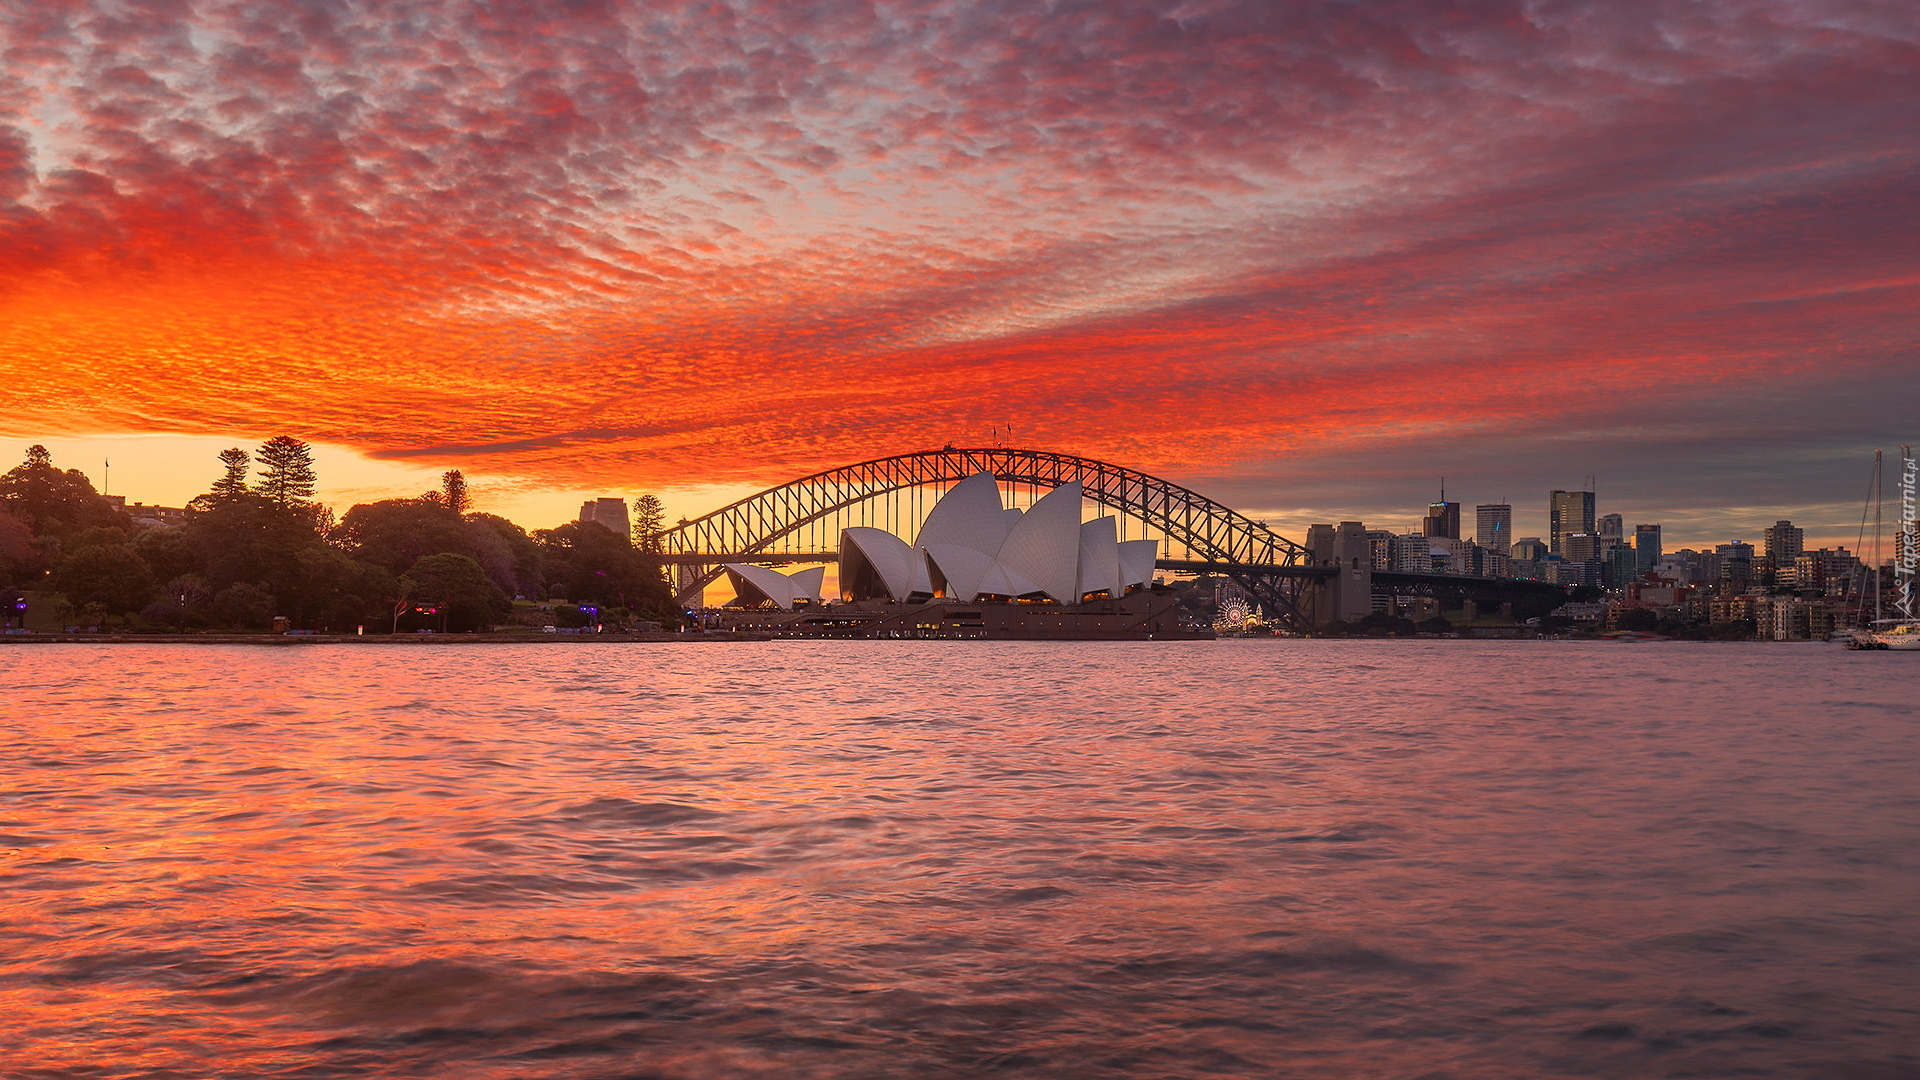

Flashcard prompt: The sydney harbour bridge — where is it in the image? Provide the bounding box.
[655,448,1562,632]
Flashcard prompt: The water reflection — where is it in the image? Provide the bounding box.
[2,641,1916,1077]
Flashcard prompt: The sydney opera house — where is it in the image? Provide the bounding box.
[719,474,1205,639]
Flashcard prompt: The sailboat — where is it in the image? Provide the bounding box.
[1847,446,1920,650]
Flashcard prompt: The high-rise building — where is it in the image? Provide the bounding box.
[1763,519,1804,568]
[1563,532,1603,562]
[1549,489,1596,555]
[1476,504,1512,554]
[1424,488,1461,539]
[1634,524,1662,571]
[579,497,632,538]
[1598,514,1623,542]
[1717,540,1755,584]
[1364,529,1396,571]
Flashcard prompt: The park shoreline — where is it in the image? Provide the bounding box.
[0,631,772,645]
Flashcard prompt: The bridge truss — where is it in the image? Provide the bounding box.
[658,447,1324,629]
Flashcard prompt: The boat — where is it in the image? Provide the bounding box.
[1872,619,1920,650]
[1839,447,1919,651]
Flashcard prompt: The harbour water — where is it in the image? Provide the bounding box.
[2,641,1916,1078]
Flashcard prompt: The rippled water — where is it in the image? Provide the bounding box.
[2,641,1917,1079]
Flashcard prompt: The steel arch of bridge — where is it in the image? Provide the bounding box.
[659,447,1320,627]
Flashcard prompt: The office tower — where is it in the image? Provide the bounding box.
[1634,524,1662,571]
[1598,514,1623,542]
[1512,537,1549,561]
[1563,532,1603,562]
[1424,499,1461,539]
[1476,504,1512,554]
[1549,489,1596,554]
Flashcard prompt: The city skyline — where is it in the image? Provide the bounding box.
[4,2,1916,546]
[2,434,1889,558]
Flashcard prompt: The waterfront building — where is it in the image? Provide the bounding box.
[1549,489,1596,554]
[724,473,1189,639]
[578,497,631,537]
[1475,504,1512,555]
[723,564,826,610]
[1634,524,1662,571]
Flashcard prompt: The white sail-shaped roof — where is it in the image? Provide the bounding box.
[975,561,1042,599]
[924,543,997,603]
[915,473,1011,555]
[839,527,929,601]
[1076,517,1121,600]
[994,481,1084,603]
[724,564,825,610]
[1118,539,1158,589]
[788,565,826,604]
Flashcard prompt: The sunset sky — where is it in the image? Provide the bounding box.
[3,0,1916,547]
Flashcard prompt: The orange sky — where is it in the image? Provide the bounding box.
[4,0,1917,546]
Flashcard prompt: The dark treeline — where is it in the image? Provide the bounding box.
[0,440,679,632]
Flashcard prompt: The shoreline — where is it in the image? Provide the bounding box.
[0,631,772,645]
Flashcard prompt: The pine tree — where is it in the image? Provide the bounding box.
[212,448,251,498]
[631,494,665,553]
[441,470,470,516]
[255,436,317,505]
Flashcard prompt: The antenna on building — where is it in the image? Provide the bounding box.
[104,458,110,496]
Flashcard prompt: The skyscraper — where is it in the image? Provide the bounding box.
[1424,498,1461,539]
[1634,524,1662,571]
[1549,489,1596,555]
[1476,504,1512,554]
[1598,514,1623,542]
[1764,520,1804,567]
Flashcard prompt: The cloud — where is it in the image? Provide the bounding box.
[1,0,1916,541]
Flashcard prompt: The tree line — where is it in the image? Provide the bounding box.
[0,440,679,632]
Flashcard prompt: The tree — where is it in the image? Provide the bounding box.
[535,520,675,623]
[334,498,471,575]
[0,510,41,585]
[212,448,251,498]
[1617,607,1659,632]
[0,445,120,536]
[255,436,317,505]
[441,470,470,516]
[210,582,274,631]
[399,553,509,632]
[52,543,155,624]
[631,494,665,553]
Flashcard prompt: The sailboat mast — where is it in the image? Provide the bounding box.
[1873,449,1884,625]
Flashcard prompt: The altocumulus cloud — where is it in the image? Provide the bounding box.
[1,0,1917,532]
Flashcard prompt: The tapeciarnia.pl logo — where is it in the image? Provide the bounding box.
[1898,445,1916,619]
